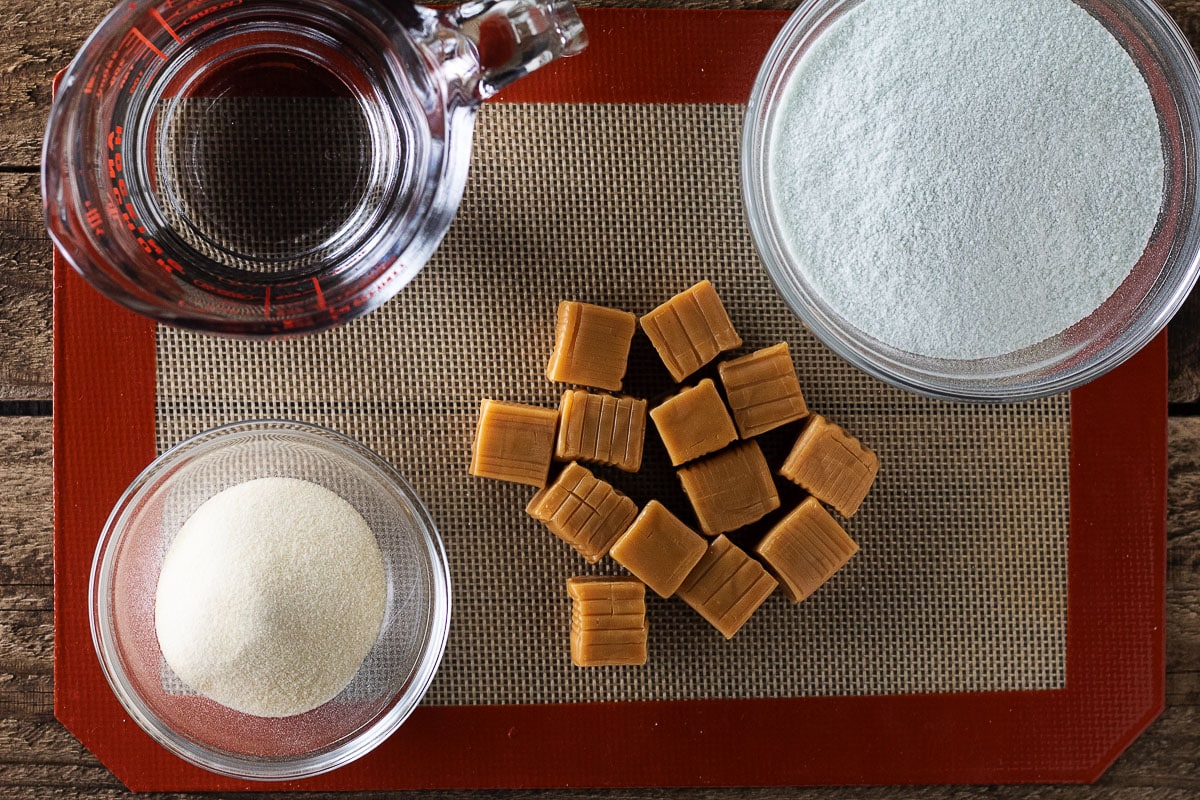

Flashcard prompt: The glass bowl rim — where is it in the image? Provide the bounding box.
[88,418,451,781]
[741,0,1200,402]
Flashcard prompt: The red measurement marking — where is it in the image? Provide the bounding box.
[182,0,242,28]
[263,285,271,317]
[84,204,104,236]
[122,201,139,232]
[130,27,169,60]
[311,277,326,310]
[150,8,184,42]
[192,279,256,301]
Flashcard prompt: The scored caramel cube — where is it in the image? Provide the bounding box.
[528,462,638,562]
[778,414,879,517]
[571,611,647,630]
[556,390,647,472]
[755,497,859,603]
[610,501,708,597]
[546,301,637,391]
[469,399,559,487]
[573,626,648,645]
[566,575,647,604]
[572,642,648,666]
[718,343,809,438]
[567,576,648,666]
[649,378,738,466]
[676,535,777,639]
[572,597,647,616]
[639,280,742,382]
[677,441,780,535]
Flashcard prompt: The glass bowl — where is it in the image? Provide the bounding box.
[89,420,450,781]
[742,0,1200,401]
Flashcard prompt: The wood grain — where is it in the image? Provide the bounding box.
[0,0,800,168]
[0,0,112,168]
[7,0,1200,794]
[0,172,51,402]
[0,414,1197,798]
[8,0,1200,401]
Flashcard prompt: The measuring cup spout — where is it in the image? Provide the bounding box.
[429,0,587,101]
[44,0,588,335]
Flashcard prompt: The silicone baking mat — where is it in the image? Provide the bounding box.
[54,8,1165,792]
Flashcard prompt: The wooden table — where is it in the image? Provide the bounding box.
[4,0,1200,797]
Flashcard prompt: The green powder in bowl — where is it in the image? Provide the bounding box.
[743,0,1200,400]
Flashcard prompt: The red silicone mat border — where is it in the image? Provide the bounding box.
[53,8,1165,791]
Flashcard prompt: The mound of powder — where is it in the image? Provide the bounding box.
[767,0,1164,360]
[154,477,387,718]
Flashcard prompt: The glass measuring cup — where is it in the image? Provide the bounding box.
[43,0,586,336]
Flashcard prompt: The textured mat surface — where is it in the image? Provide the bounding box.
[156,102,1069,705]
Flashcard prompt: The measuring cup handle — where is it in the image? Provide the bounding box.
[436,0,587,100]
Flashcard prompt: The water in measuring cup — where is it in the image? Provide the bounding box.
[129,15,412,281]
[155,52,378,275]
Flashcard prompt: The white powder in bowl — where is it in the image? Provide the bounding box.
[766,0,1164,360]
[154,477,387,718]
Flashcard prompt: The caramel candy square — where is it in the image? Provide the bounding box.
[676,535,777,639]
[755,497,859,603]
[778,414,879,517]
[639,280,742,382]
[567,576,647,666]
[649,378,738,466]
[527,462,638,563]
[677,441,780,535]
[572,642,648,666]
[718,342,809,438]
[567,575,646,603]
[556,390,647,472]
[610,500,707,597]
[469,399,559,487]
[546,301,637,391]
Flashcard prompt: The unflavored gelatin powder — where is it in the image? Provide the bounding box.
[154,476,387,718]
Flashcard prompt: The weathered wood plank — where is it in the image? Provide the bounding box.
[0,415,51,585]
[1168,289,1200,401]
[0,415,1196,796]
[12,186,1200,405]
[8,0,1200,400]
[1167,669,1200,707]
[0,172,52,402]
[1166,419,1200,704]
[0,0,112,168]
[1165,5,1200,396]
[5,0,1200,793]
[0,0,800,167]
[0,418,53,726]
[0,417,51,585]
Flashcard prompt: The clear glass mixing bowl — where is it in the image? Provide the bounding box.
[89,420,450,780]
[743,0,1200,401]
